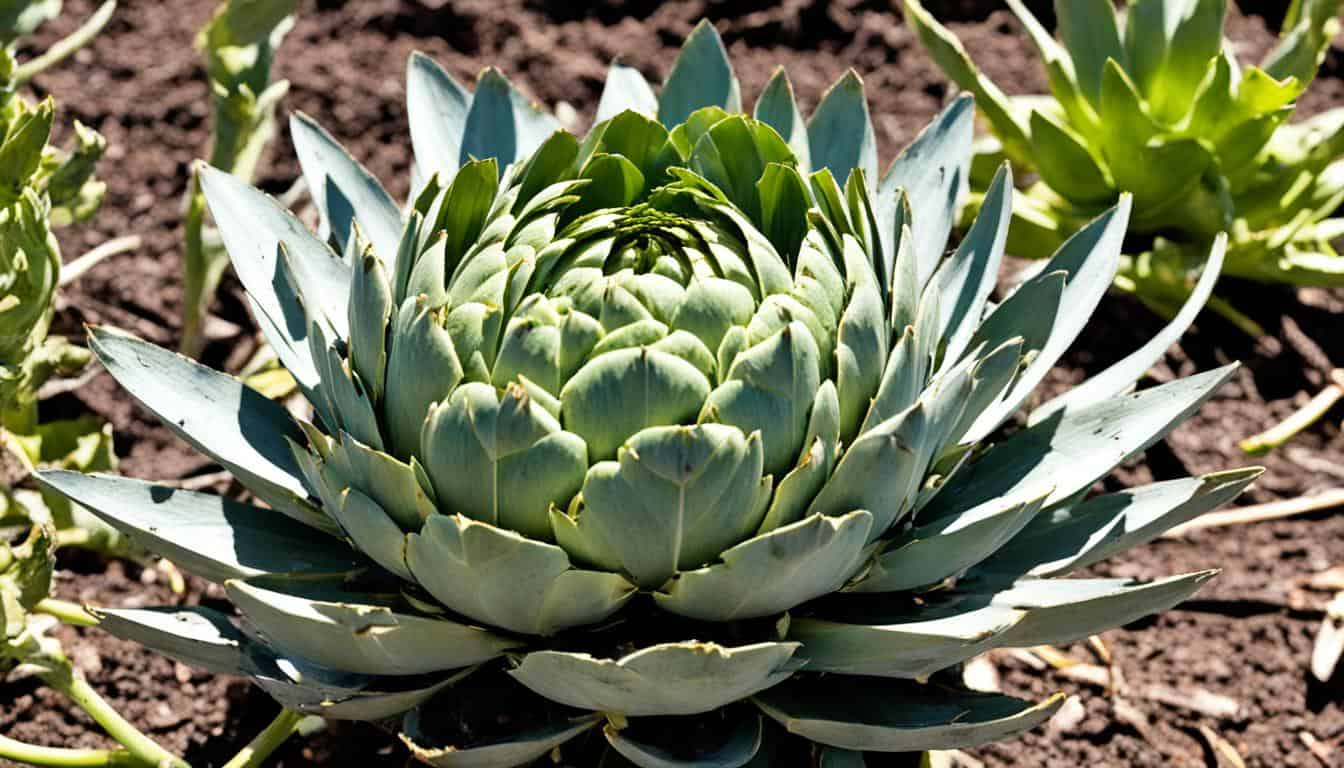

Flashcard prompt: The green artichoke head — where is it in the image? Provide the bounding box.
[906,0,1344,290]
[41,20,1256,768]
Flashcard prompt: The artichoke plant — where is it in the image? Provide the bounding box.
[906,0,1344,318]
[40,21,1255,767]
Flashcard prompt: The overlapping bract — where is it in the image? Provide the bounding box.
[40,20,1253,767]
[906,0,1344,311]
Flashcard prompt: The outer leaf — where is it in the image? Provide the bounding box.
[975,468,1260,579]
[927,164,1012,369]
[927,364,1237,517]
[87,328,329,532]
[35,471,357,582]
[290,112,402,261]
[95,606,250,676]
[1027,110,1112,203]
[961,197,1130,442]
[596,62,658,123]
[408,51,472,180]
[789,604,1025,678]
[807,71,877,189]
[226,579,516,676]
[754,68,810,171]
[991,572,1217,647]
[460,68,560,171]
[199,165,348,388]
[659,20,741,127]
[1125,0,1225,122]
[1032,233,1225,422]
[656,511,873,621]
[754,677,1065,751]
[510,641,799,717]
[852,493,1049,593]
[606,714,763,768]
[402,704,600,768]
[901,2,1031,168]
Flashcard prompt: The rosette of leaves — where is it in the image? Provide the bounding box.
[40,21,1256,767]
[905,0,1344,318]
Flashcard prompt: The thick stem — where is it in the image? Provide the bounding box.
[42,670,188,768]
[34,597,100,627]
[13,1,117,84]
[221,709,304,768]
[0,735,140,767]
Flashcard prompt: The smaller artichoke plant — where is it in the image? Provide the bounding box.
[0,8,125,554]
[906,0,1344,318]
[41,21,1254,768]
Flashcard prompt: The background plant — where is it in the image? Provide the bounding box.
[0,1,133,555]
[905,0,1344,326]
[35,20,1254,767]
[178,0,296,359]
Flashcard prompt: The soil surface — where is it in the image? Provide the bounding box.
[5,0,1344,766]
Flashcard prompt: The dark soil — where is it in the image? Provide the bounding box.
[6,0,1344,766]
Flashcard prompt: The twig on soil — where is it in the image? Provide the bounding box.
[59,236,142,288]
[1138,685,1241,721]
[1239,369,1344,455]
[1300,731,1334,766]
[1196,725,1247,768]
[1310,593,1344,682]
[13,1,117,84]
[1161,488,1344,537]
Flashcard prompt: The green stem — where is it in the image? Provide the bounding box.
[221,709,304,768]
[14,1,117,84]
[0,735,141,767]
[1204,294,1268,339]
[178,172,229,358]
[34,597,100,627]
[42,670,188,768]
